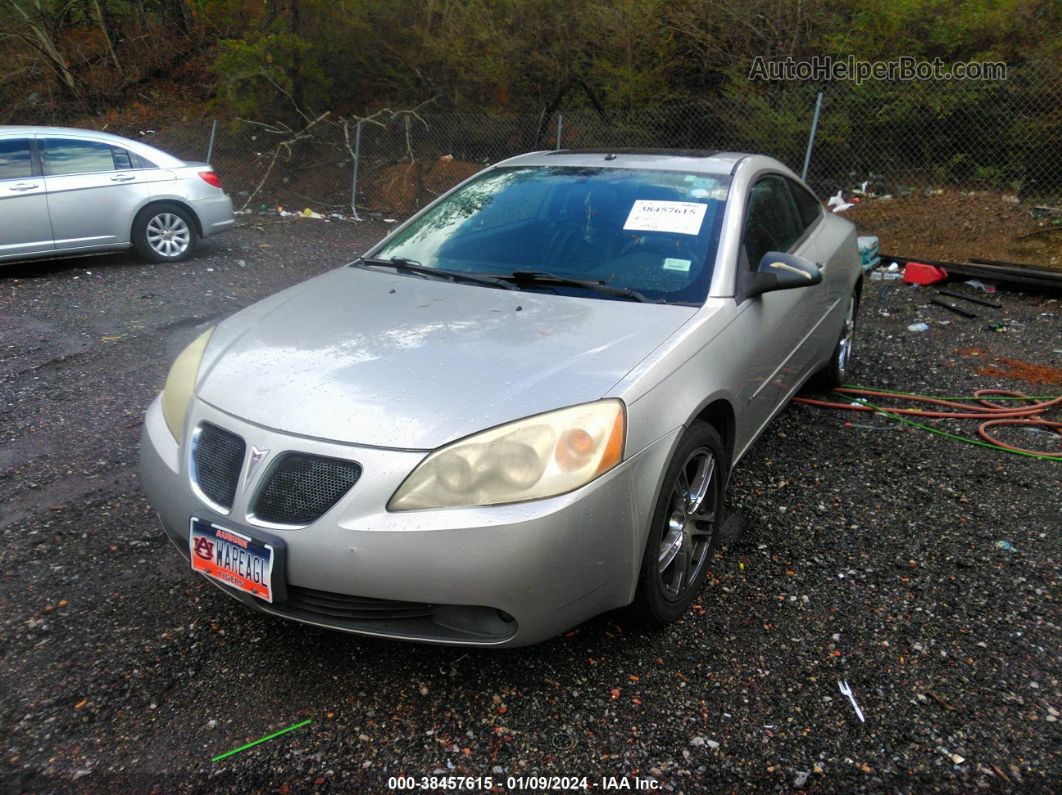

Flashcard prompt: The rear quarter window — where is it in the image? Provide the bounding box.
[133,152,159,169]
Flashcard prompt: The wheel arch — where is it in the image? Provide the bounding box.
[622,393,738,605]
[691,397,736,472]
[133,198,204,238]
[643,395,737,529]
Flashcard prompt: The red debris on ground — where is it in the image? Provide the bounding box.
[976,358,1062,387]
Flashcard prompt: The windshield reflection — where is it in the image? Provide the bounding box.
[372,166,729,305]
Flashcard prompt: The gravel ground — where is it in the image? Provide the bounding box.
[1,220,1059,793]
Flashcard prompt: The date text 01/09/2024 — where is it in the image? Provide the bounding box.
[386,775,662,790]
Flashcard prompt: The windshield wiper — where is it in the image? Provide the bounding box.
[357,257,518,291]
[503,271,659,303]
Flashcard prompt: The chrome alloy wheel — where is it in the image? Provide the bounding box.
[146,212,191,258]
[836,298,857,375]
[657,447,718,601]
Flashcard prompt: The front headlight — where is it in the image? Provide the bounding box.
[160,328,213,441]
[389,399,625,510]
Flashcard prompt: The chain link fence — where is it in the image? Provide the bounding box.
[131,64,1059,234]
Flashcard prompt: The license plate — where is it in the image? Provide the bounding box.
[189,518,276,603]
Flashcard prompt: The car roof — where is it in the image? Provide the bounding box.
[0,124,136,139]
[0,125,184,166]
[496,148,752,175]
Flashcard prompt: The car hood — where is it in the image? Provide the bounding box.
[196,267,697,449]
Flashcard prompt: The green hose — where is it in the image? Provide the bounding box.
[843,384,1058,402]
[839,394,1062,462]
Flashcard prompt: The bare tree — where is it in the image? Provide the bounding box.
[3,0,82,105]
[91,0,120,72]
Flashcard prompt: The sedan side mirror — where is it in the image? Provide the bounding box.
[745,251,822,298]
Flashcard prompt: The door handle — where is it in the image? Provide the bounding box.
[110,174,136,182]
[8,183,39,191]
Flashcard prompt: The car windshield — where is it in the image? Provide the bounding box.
[368,165,729,305]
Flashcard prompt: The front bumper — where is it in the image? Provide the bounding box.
[138,395,679,647]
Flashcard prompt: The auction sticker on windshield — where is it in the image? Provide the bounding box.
[624,200,708,235]
[189,518,275,602]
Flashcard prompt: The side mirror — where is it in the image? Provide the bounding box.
[745,251,822,297]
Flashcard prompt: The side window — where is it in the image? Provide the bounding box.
[741,175,804,269]
[134,152,159,169]
[787,178,823,229]
[0,138,33,180]
[42,138,120,176]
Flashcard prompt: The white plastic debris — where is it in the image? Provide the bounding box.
[827,190,853,212]
[838,680,866,722]
[939,748,965,764]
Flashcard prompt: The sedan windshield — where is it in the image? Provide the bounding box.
[368,166,729,305]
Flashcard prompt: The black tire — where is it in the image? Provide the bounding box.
[632,421,727,626]
[811,286,860,391]
[132,203,198,263]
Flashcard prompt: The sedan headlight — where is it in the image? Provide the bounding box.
[161,328,213,441]
[389,399,625,510]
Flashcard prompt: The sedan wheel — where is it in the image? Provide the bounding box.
[146,212,191,258]
[133,203,198,263]
[633,421,726,625]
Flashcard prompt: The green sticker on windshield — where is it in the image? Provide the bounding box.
[663,258,692,272]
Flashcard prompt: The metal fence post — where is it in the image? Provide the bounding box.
[206,118,217,164]
[801,92,823,182]
[350,120,363,220]
[556,113,563,150]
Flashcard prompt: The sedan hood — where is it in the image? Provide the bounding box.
[197,267,696,449]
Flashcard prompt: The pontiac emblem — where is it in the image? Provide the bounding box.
[245,445,269,486]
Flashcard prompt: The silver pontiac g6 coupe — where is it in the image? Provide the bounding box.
[139,149,862,647]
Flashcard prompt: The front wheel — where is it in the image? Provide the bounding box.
[632,422,726,626]
[132,203,197,263]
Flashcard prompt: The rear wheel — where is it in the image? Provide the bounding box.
[811,287,860,390]
[133,203,197,263]
[632,422,726,625]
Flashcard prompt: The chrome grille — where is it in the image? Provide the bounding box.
[252,454,361,525]
[190,423,245,511]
